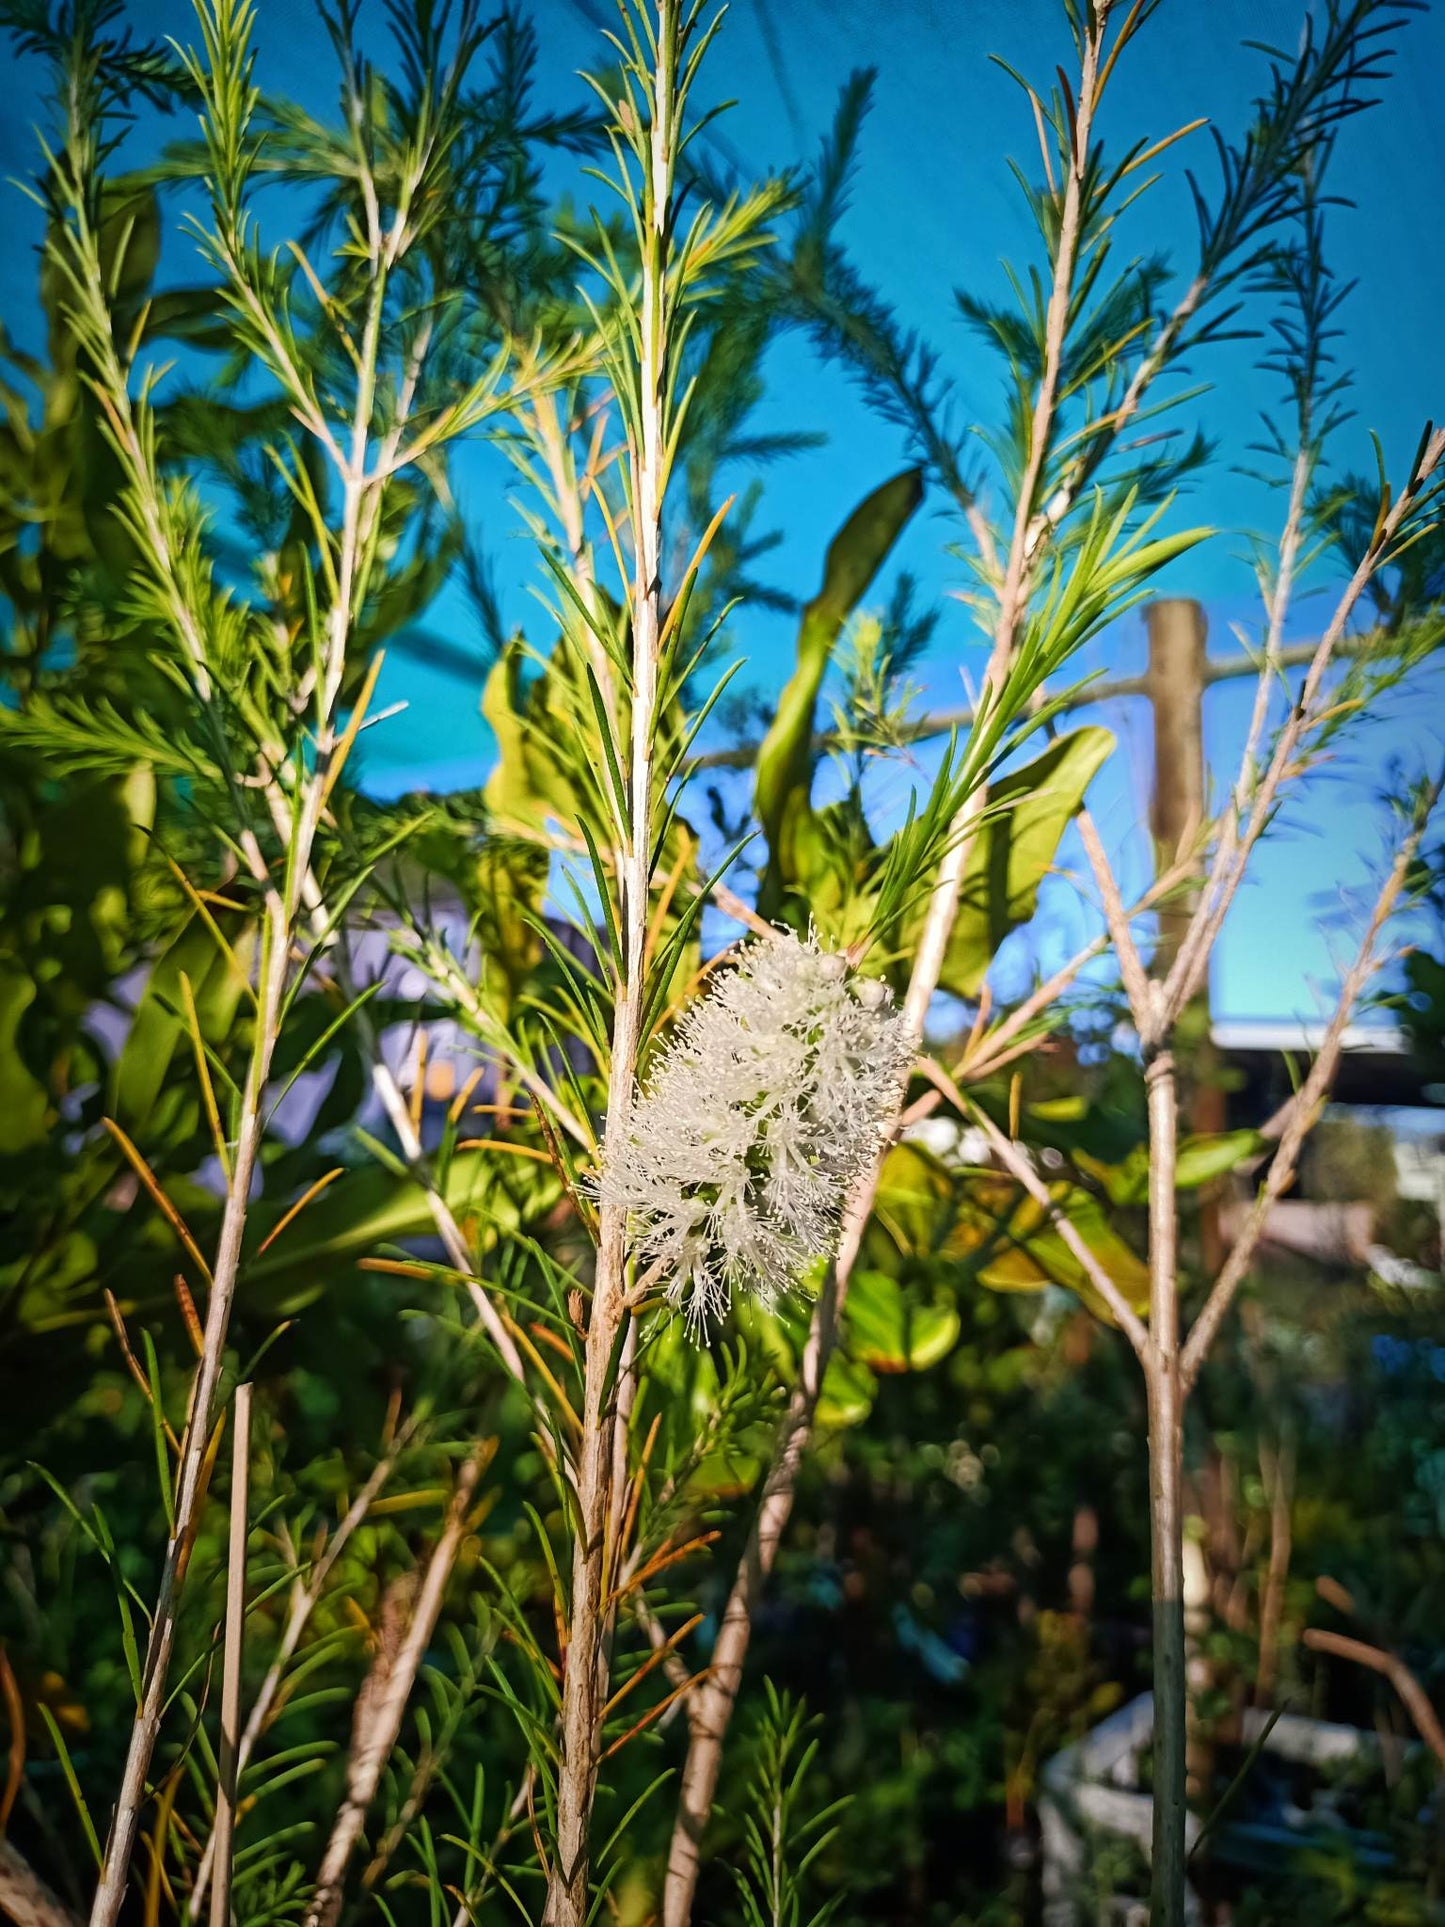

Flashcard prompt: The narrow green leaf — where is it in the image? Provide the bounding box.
[141,1330,176,1533]
[583,661,632,842]
[40,1706,101,1867]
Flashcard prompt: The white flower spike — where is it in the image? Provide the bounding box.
[598,930,912,1335]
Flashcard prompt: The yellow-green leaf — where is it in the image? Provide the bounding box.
[844,1268,960,1373]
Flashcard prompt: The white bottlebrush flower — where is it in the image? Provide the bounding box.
[598,930,912,1335]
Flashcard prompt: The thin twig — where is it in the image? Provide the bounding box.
[1180,783,1438,1390]
[897,857,1195,1130]
[926,1060,1149,1358]
[88,118,455,1923]
[687,630,1392,774]
[209,1384,251,1927]
[1142,1043,1188,1919]
[1254,1434,1294,1708]
[1075,809,1156,1035]
[545,18,675,1922]
[184,1427,412,1921]
[0,1840,79,1927]
[1302,1630,1445,1767]
[304,1443,490,1927]
[1162,431,1445,1027]
[92,862,289,1927]
[661,17,1115,1919]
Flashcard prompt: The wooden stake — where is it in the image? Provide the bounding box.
[1147,597,1226,1253]
[1146,598,1208,972]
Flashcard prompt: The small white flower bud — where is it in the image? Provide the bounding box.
[852,977,889,1012]
[597,931,912,1336]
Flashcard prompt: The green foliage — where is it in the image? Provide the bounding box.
[753,468,923,919]
[912,726,1114,1000]
[0,2,1440,1924]
[727,1685,850,1927]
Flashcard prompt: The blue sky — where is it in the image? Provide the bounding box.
[3,0,1442,1023]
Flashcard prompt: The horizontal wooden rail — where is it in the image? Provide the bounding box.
[690,630,1383,772]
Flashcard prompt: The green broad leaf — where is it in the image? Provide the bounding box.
[110,909,254,1139]
[360,520,464,655]
[1028,1095,1089,1122]
[867,1139,971,1266]
[242,1147,562,1310]
[481,637,578,834]
[779,792,881,956]
[728,1294,807,1383]
[979,1184,1150,1321]
[816,1350,878,1429]
[1077,1128,1267,1207]
[139,283,233,349]
[0,967,50,1153]
[682,1448,765,1500]
[843,1268,960,1373]
[1175,1128,1268,1187]
[1021,1059,1147,1167]
[754,469,923,919]
[927,725,1115,999]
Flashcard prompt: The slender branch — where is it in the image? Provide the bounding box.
[1029,261,1207,574]
[0,1841,79,1927]
[632,1594,695,1723]
[91,862,290,1927]
[1302,1630,1445,1768]
[1143,1047,1187,1927]
[532,389,617,716]
[992,16,1108,657]
[184,1430,410,1920]
[661,18,1115,1922]
[708,881,777,941]
[1236,445,1312,829]
[1162,430,1445,1026]
[257,367,577,1413]
[545,15,675,1922]
[934,1063,1149,1358]
[304,1444,489,1927]
[897,854,1196,1130]
[660,1209,854,1927]
[88,108,433,1925]
[208,1383,251,1927]
[1254,1434,1294,1709]
[1076,808,1158,1034]
[1179,783,1438,1391]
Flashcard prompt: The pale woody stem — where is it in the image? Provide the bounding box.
[1143,1051,1187,1927]
[89,235,393,1927]
[662,13,1109,1918]
[543,13,673,1924]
